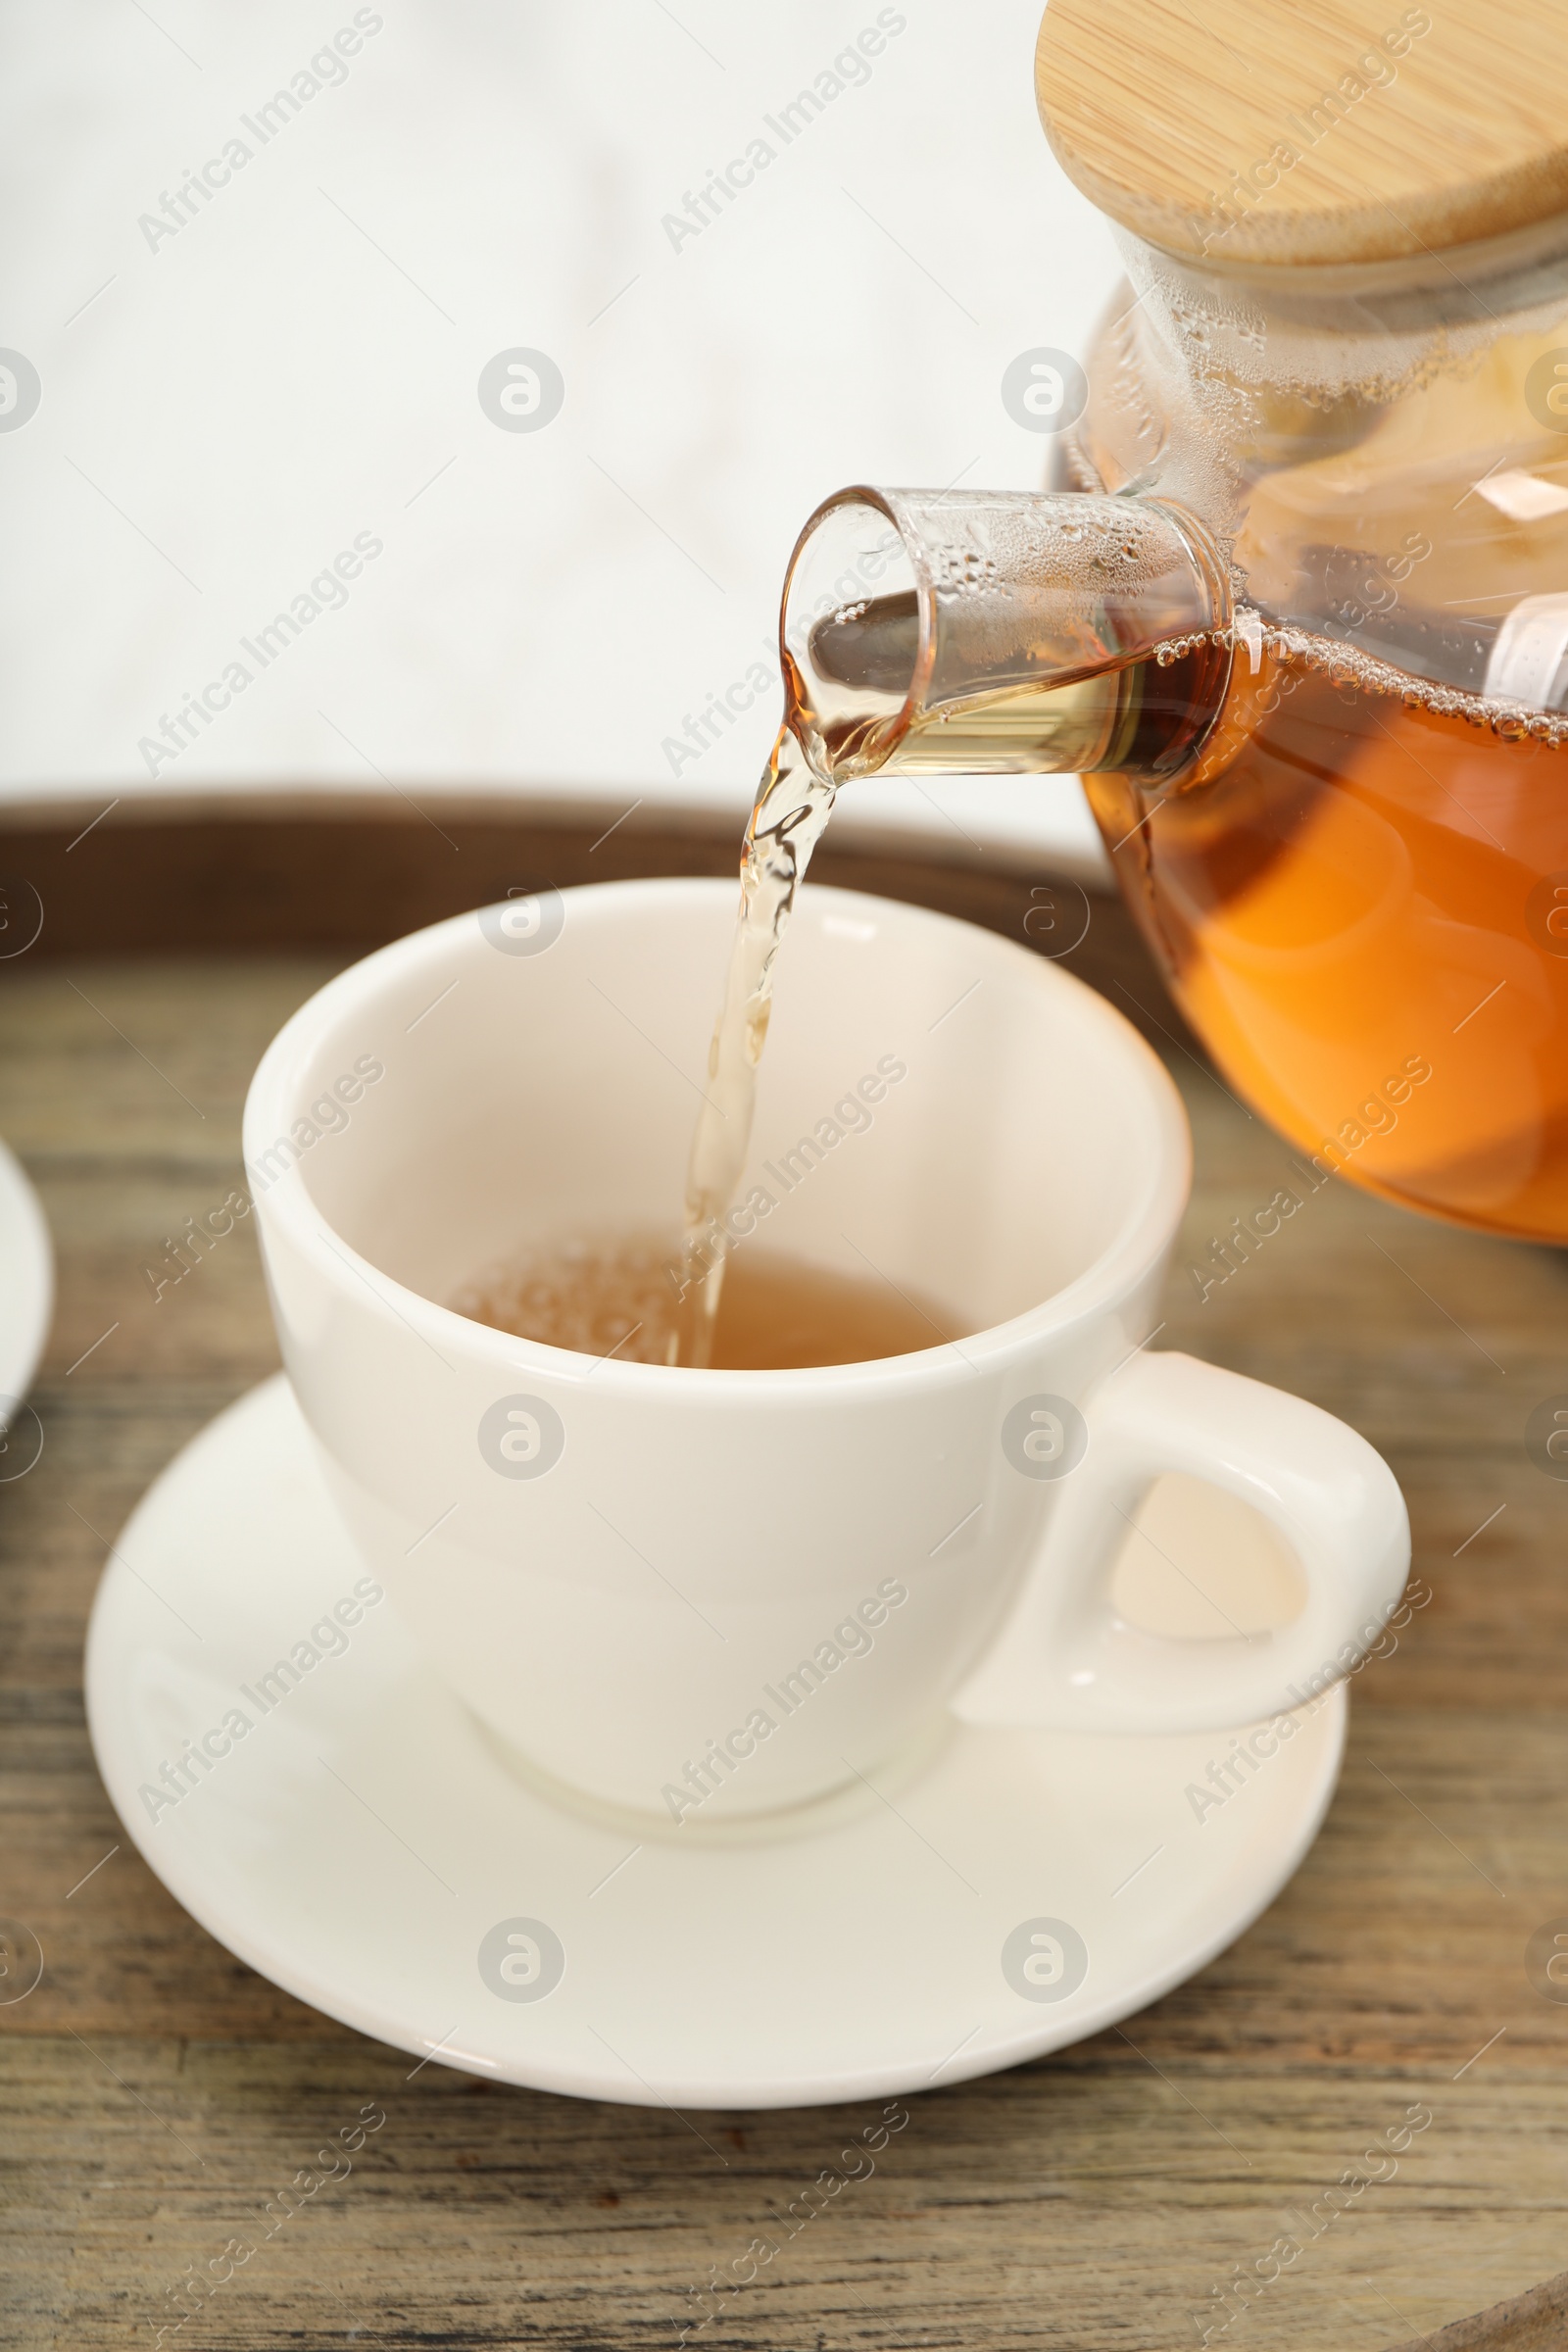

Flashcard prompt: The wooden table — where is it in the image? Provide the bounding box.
[3,814,1566,2352]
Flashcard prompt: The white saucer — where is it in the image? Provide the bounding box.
[0,1136,52,1408]
[86,1376,1346,2110]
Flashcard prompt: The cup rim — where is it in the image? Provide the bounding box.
[243,877,1192,1394]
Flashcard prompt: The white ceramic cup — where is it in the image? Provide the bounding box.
[245,877,1409,1827]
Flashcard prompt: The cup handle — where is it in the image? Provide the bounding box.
[952,1351,1410,1734]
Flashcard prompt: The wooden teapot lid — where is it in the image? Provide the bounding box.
[1035,0,1568,269]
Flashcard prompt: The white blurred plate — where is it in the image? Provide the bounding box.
[0,1137,52,1408]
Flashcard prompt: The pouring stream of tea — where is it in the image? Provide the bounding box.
[679,722,838,1365]
[674,573,1205,1364]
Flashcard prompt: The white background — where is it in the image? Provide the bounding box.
[1,0,1122,871]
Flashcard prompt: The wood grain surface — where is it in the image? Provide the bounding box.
[3,821,1568,2350]
[1032,0,1568,268]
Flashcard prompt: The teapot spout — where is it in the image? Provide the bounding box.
[781,487,1233,786]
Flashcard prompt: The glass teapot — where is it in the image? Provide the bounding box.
[775,0,1568,1243]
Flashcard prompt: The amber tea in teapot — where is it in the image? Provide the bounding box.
[619,0,1568,1361]
[742,0,1568,1247]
